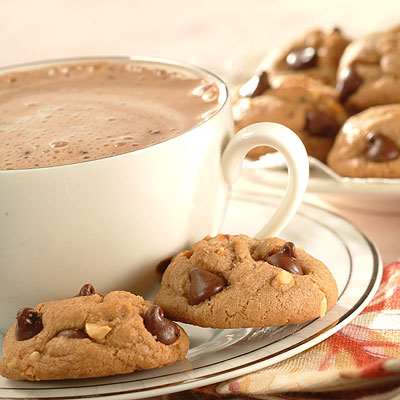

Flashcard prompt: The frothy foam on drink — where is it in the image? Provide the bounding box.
[0,61,221,170]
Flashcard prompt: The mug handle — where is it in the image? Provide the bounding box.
[221,122,309,238]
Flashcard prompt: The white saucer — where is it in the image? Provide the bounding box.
[0,191,382,399]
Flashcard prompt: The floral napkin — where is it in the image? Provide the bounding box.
[168,261,400,400]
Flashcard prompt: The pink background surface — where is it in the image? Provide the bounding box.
[1,0,399,78]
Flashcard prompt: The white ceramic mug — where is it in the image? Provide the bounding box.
[0,57,309,333]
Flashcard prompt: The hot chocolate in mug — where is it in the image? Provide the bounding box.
[0,57,309,333]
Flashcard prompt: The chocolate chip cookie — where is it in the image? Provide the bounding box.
[327,104,400,178]
[264,27,350,86]
[336,25,400,112]
[233,74,348,162]
[0,285,189,381]
[154,235,338,329]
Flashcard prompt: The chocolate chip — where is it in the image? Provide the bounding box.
[144,305,180,345]
[365,132,400,162]
[239,71,270,98]
[305,110,340,137]
[15,308,43,341]
[336,67,363,103]
[76,283,96,297]
[56,329,89,339]
[332,26,342,34]
[188,268,227,305]
[286,47,318,70]
[267,242,304,275]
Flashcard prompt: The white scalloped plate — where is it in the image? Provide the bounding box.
[242,154,400,214]
[0,191,382,399]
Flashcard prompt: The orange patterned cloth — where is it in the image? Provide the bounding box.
[193,261,400,399]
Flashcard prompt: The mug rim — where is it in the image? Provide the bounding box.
[0,56,229,173]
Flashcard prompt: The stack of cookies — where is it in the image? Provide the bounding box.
[233,25,400,178]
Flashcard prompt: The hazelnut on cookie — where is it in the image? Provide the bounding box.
[233,73,347,162]
[154,234,338,329]
[0,284,189,381]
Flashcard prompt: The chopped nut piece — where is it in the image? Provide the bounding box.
[213,247,227,255]
[320,296,327,317]
[29,351,41,362]
[85,323,112,342]
[274,270,295,285]
[182,250,194,258]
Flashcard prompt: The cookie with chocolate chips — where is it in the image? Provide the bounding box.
[0,284,189,381]
[327,104,400,178]
[154,234,338,329]
[233,74,348,162]
[336,25,400,112]
[264,27,350,86]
